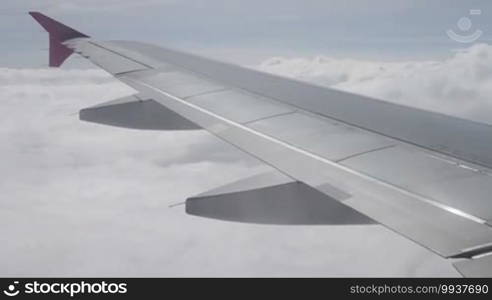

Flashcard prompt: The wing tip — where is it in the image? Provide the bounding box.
[29,11,89,67]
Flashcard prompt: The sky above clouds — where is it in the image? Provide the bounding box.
[2,0,492,66]
[2,0,492,277]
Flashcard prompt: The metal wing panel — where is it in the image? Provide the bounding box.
[100,40,492,169]
[186,89,295,124]
[454,255,492,277]
[342,146,492,222]
[248,112,397,161]
[91,40,170,69]
[67,40,149,74]
[125,69,226,99]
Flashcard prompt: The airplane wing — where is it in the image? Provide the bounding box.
[30,12,492,277]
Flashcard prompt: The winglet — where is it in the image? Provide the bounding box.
[29,12,89,67]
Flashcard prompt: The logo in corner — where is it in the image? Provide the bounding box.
[3,282,20,297]
[446,9,483,43]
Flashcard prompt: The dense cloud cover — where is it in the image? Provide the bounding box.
[5,45,490,276]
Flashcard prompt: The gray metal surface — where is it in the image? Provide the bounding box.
[187,89,295,124]
[70,40,149,74]
[248,112,396,161]
[342,146,492,222]
[127,69,226,99]
[98,40,492,169]
[93,40,170,69]
[453,255,492,277]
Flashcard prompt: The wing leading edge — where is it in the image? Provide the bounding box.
[30,12,492,277]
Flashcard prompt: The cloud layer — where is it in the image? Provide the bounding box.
[258,43,492,125]
[0,56,467,276]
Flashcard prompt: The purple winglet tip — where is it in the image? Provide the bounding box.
[29,11,89,67]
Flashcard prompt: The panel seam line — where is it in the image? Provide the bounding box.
[335,145,398,163]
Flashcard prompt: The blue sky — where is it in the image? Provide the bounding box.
[2,0,492,67]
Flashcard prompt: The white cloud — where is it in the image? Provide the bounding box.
[0,65,459,276]
[258,43,492,125]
